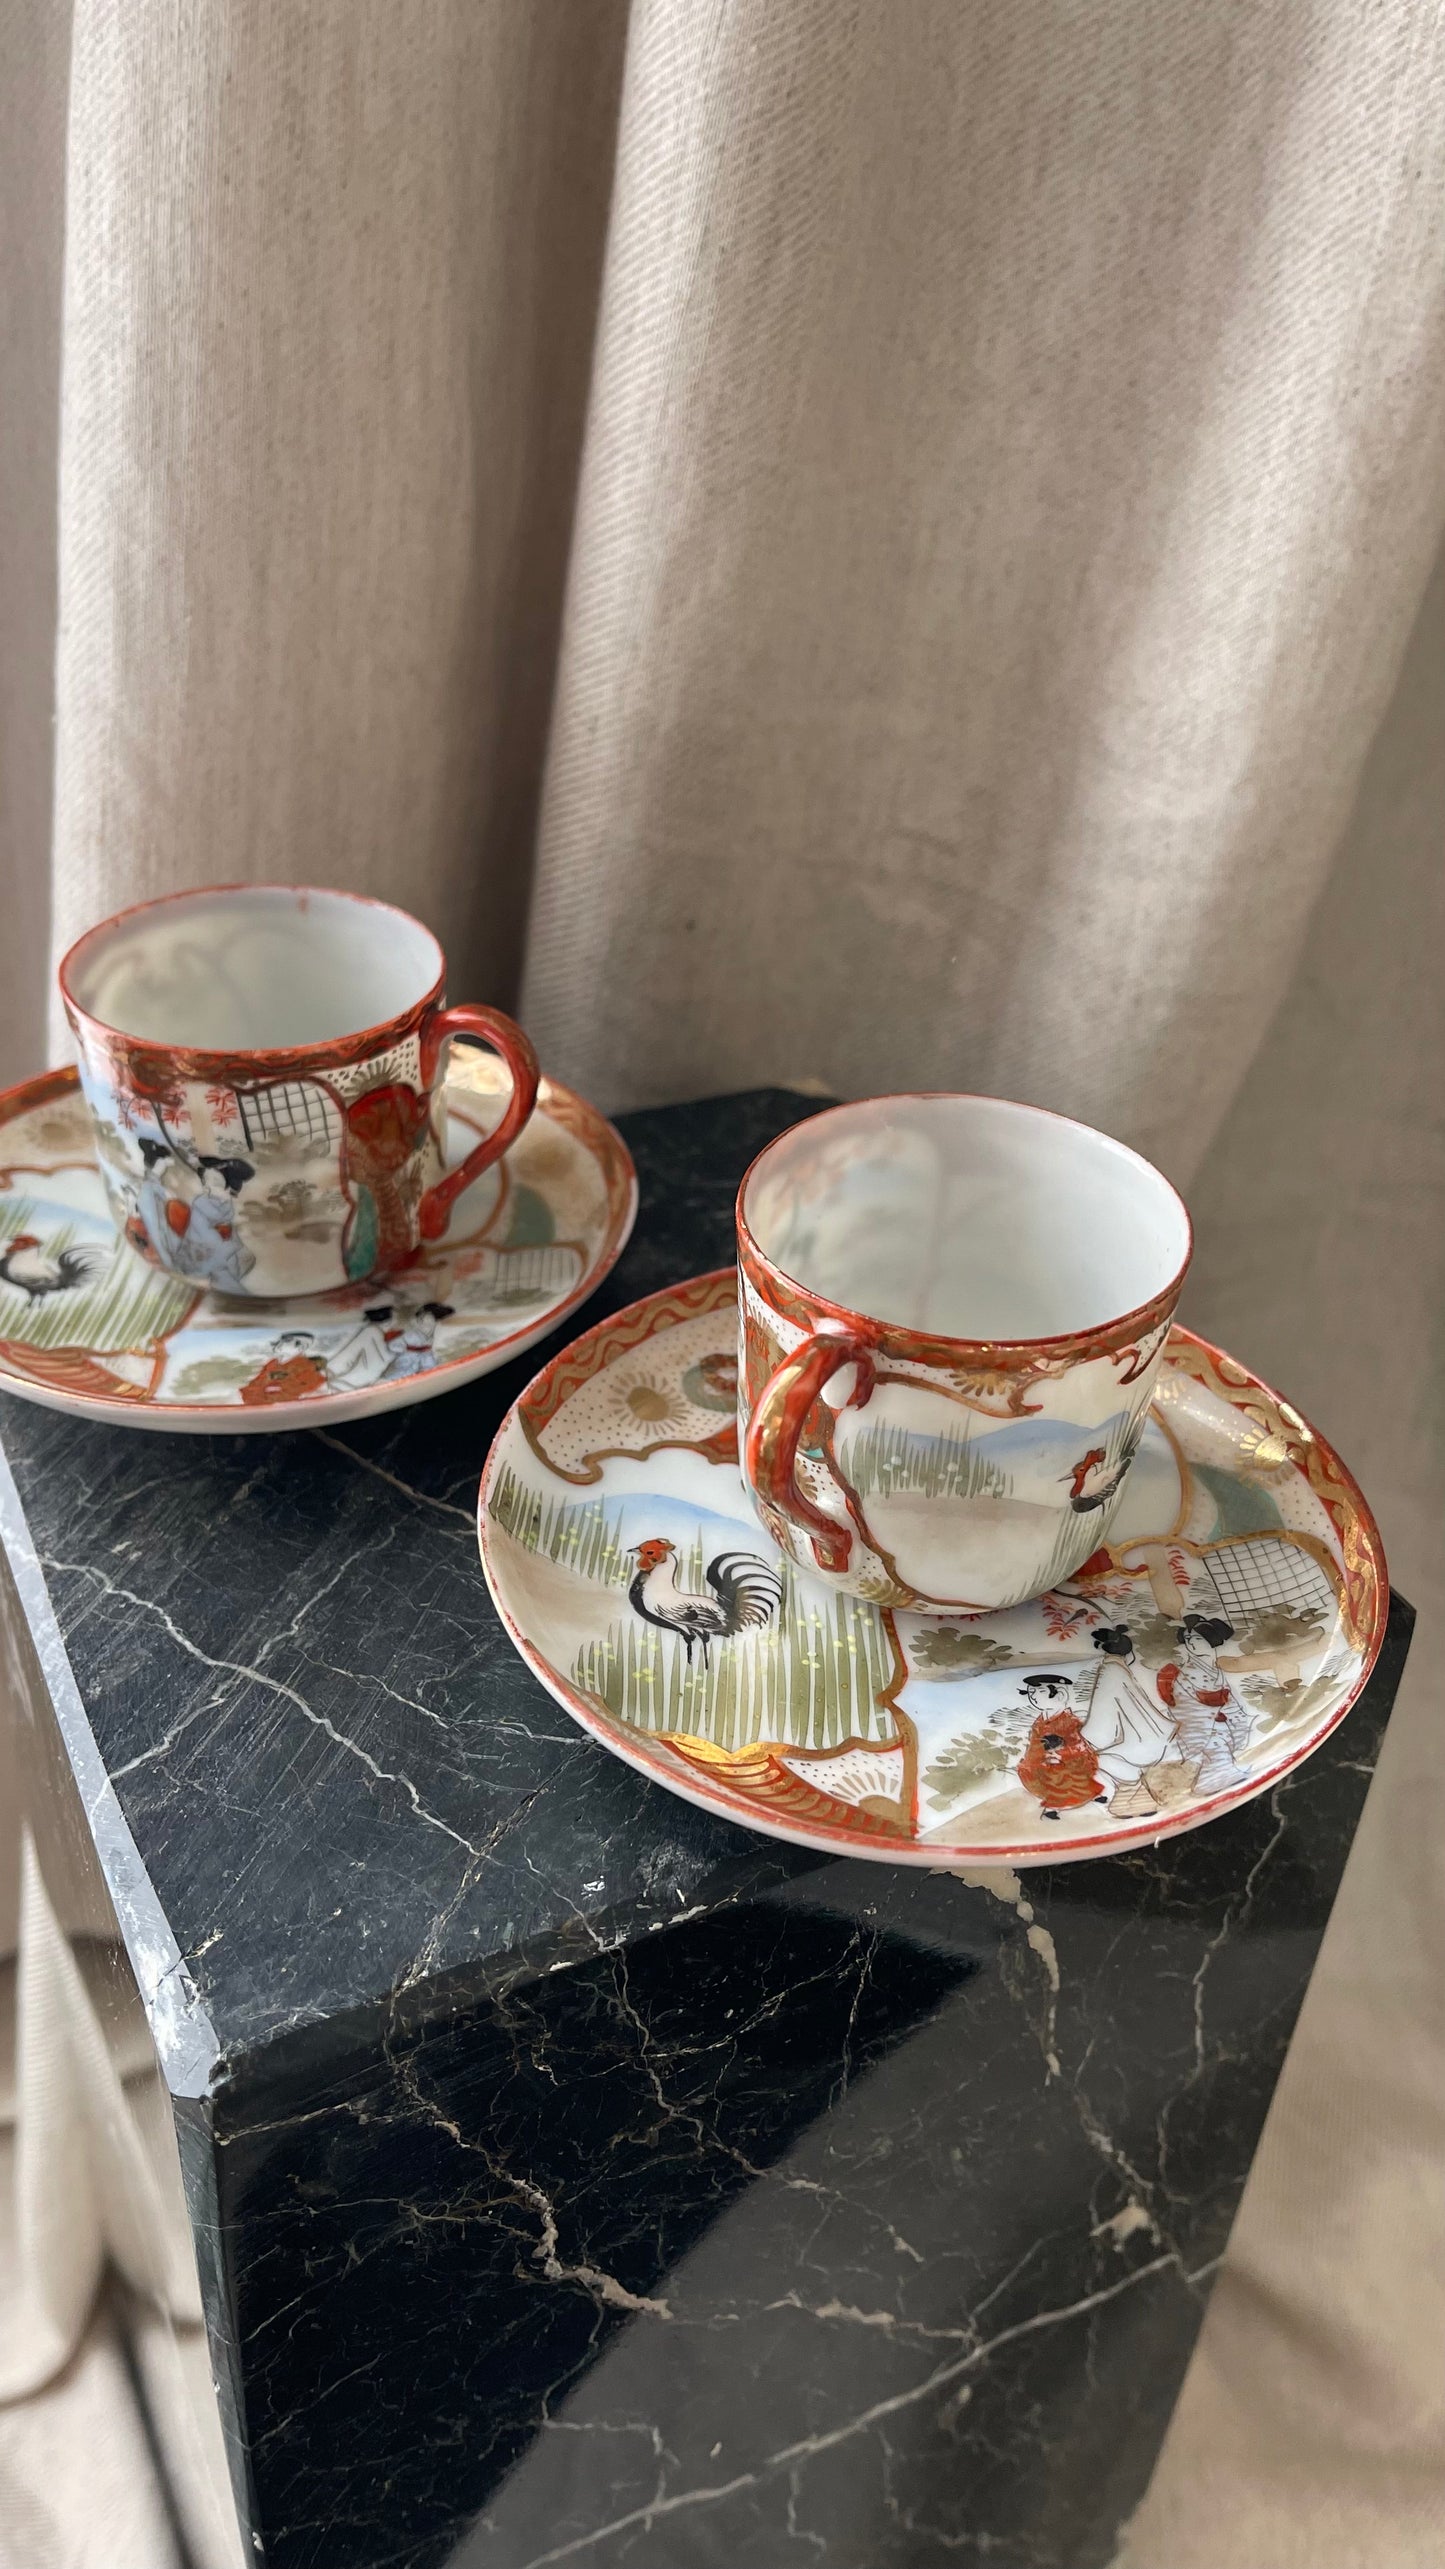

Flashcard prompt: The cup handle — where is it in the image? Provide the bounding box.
[744,1319,875,1575]
[417,1004,541,1243]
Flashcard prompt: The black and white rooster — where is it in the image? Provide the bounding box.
[627,1538,783,1670]
[0,1232,104,1300]
[1063,1420,1146,1514]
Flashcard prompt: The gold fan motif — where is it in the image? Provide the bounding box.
[1236,1417,1294,1474]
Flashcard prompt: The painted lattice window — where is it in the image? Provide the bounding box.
[482,1245,581,1306]
[236,1082,338,1153]
[1202,1536,1334,1625]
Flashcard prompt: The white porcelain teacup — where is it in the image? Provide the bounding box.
[60,884,539,1300]
[738,1095,1192,1612]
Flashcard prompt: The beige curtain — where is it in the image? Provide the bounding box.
[1,3,1443,2563]
[0,1844,242,2568]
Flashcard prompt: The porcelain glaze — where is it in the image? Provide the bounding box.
[479,1270,1387,1867]
[739,1096,1193,1611]
[60,885,540,1299]
[0,1080,1410,2569]
[0,1058,634,1430]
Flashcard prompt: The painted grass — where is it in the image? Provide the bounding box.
[489,1461,898,1753]
[575,1565,900,1754]
[488,1463,633,1587]
[0,1196,192,1351]
[846,1419,1010,1502]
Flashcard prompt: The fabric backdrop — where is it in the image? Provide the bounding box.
[1,3,1442,2564]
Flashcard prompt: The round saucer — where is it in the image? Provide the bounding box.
[478,1269,1388,1868]
[0,1059,635,1430]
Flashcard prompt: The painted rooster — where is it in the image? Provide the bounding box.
[627,1538,783,1669]
[0,1233,104,1300]
[1063,1427,1142,1514]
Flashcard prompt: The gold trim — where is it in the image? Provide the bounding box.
[520,1269,738,1485]
[1163,1328,1382,1651]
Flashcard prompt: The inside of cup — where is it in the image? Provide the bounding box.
[742,1096,1190,1341]
[64,887,442,1050]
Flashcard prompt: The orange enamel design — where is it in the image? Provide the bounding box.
[480,1275,1390,1871]
[736,1229,1185,1377]
[0,1065,636,1427]
[416,1006,540,1241]
[743,1320,875,1575]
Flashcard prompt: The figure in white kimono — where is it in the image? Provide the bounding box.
[325,1304,403,1392]
[1080,1624,1180,1813]
[379,1301,454,1379]
[1156,1613,1253,1793]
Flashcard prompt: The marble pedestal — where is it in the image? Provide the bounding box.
[1,1089,1411,2569]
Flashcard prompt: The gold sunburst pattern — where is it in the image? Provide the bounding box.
[620,1374,687,1426]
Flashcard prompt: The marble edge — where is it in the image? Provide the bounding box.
[211,1590,1413,2108]
[0,1428,222,2098]
[207,1837,833,2114]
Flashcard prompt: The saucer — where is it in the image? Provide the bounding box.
[477,1270,1388,1867]
[0,1059,635,1431]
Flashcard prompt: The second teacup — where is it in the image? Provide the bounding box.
[60,883,540,1300]
[738,1094,1192,1613]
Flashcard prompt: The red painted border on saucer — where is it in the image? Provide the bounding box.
[476,1269,1390,1870]
[0,1064,637,1430]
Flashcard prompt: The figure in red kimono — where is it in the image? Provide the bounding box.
[1016,1674,1108,1820]
[134,1136,190,1265]
[342,1081,432,1279]
[239,1330,329,1405]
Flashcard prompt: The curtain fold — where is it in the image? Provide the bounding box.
[31,0,1445,1173]
[45,0,628,1066]
[0,1836,200,2403]
[0,0,69,1089]
[0,1841,243,2566]
[522,0,1445,1165]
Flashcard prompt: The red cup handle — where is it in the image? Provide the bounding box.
[744,1319,875,1575]
[417,1003,540,1243]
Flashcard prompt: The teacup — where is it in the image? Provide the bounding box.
[59,884,539,1300]
[738,1095,1191,1612]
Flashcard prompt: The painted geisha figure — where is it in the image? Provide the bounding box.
[1016,1673,1107,1821]
[131,1139,256,1294]
[133,1137,182,1263]
[324,1298,454,1388]
[172,1157,256,1293]
[1079,1624,1182,1813]
[1157,1613,1253,1792]
[239,1329,329,1406]
[379,1300,454,1378]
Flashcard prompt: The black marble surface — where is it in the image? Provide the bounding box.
[2,1092,826,2078]
[0,1088,1411,2569]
